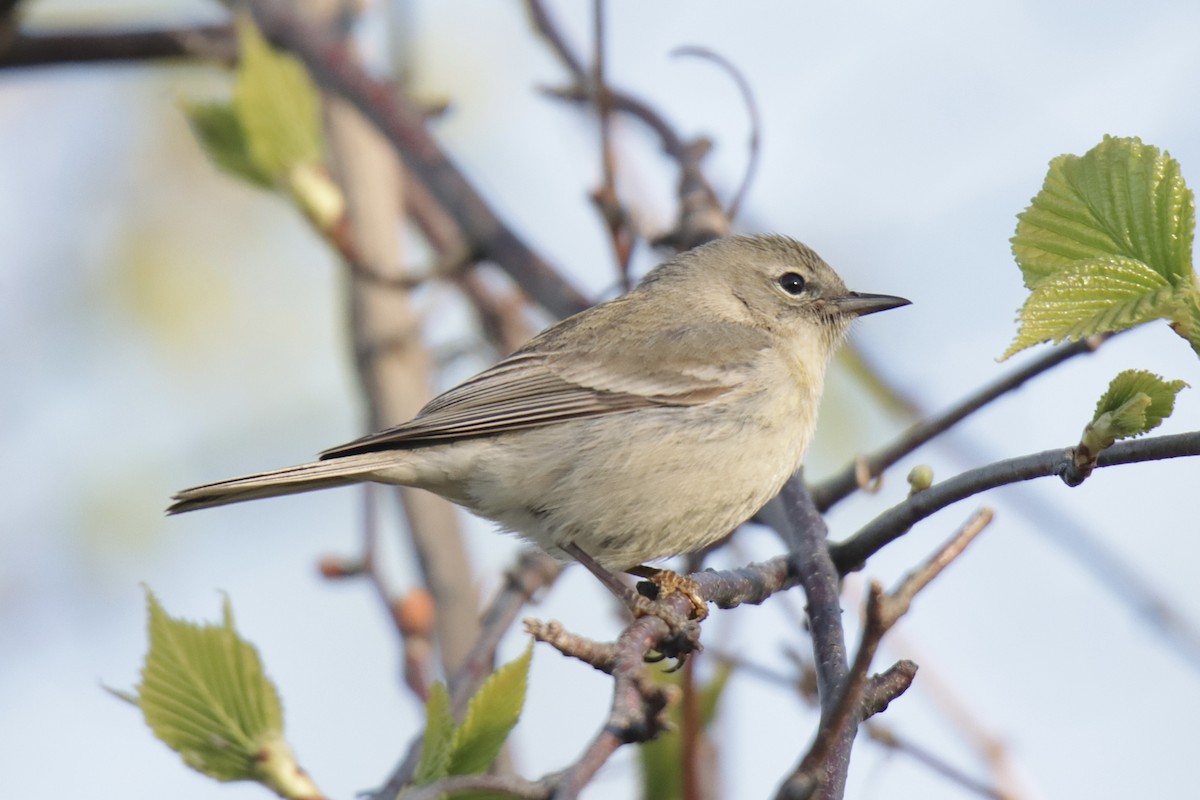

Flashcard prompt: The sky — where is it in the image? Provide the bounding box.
[3,1,1200,798]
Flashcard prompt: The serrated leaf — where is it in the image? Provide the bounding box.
[1013,135,1194,289]
[232,13,324,181]
[136,591,282,781]
[130,591,322,798]
[1092,369,1188,438]
[182,101,273,188]
[1002,256,1178,359]
[446,643,532,776]
[414,682,456,785]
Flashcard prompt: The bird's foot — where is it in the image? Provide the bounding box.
[561,544,705,666]
[630,566,709,621]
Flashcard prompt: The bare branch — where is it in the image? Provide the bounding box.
[811,335,1109,512]
[769,474,854,798]
[671,45,762,223]
[526,0,729,249]
[831,430,1200,573]
[589,0,636,286]
[779,509,993,799]
[371,551,562,800]
[246,0,591,319]
[0,24,236,68]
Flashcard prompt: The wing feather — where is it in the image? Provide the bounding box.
[320,309,771,459]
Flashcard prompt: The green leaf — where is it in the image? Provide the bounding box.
[232,13,324,181]
[446,643,533,776]
[414,682,456,785]
[182,101,273,188]
[1091,369,1187,441]
[1002,256,1179,359]
[1013,135,1194,289]
[638,662,732,800]
[1172,284,1200,358]
[130,591,322,798]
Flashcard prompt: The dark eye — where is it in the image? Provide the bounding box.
[778,272,807,295]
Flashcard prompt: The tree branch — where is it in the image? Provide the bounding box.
[831,430,1200,573]
[811,335,1108,512]
[525,0,729,249]
[243,0,590,319]
[0,24,236,67]
[778,509,992,799]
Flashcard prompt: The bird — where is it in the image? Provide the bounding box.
[170,234,908,594]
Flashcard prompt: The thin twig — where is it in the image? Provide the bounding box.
[671,46,762,223]
[779,509,993,799]
[526,0,728,249]
[0,24,237,67]
[830,430,1200,573]
[864,722,1013,800]
[248,0,591,319]
[589,0,636,287]
[372,551,561,800]
[810,335,1109,512]
[405,772,555,800]
[552,616,681,799]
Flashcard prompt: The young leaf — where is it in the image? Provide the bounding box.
[446,643,533,777]
[414,682,456,785]
[130,591,323,799]
[1091,369,1187,441]
[1012,135,1194,289]
[1172,284,1200,358]
[231,13,324,182]
[1002,256,1179,359]
[182,101,273,188]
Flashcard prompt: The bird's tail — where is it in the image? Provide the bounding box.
[168,453,399,514]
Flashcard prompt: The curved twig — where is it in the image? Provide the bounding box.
[671,45,762,223]
[526,0,728,249]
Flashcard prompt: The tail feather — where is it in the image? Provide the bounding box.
[168,453,395,514]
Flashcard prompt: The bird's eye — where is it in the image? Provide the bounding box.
[778,272,807,295]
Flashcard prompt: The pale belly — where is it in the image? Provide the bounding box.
[460,400,814,569]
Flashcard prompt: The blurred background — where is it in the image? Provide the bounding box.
[3,0,1200,797]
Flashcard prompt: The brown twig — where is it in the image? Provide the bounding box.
[525,0,728,250]
[778,508,993,799]
[247,0,591,319]
[0,23,237,67]
[372,551,562,800]
[671,45,762,224]
[589,0,636,287]
[553,615,682,799]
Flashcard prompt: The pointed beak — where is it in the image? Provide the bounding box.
[832,291,911,317]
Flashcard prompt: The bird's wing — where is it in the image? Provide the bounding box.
[320,311,770,459]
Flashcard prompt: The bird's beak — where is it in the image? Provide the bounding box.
[833,292,911,317]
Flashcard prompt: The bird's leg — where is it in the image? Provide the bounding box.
[561,542,703,661]
[626,565,709,621]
